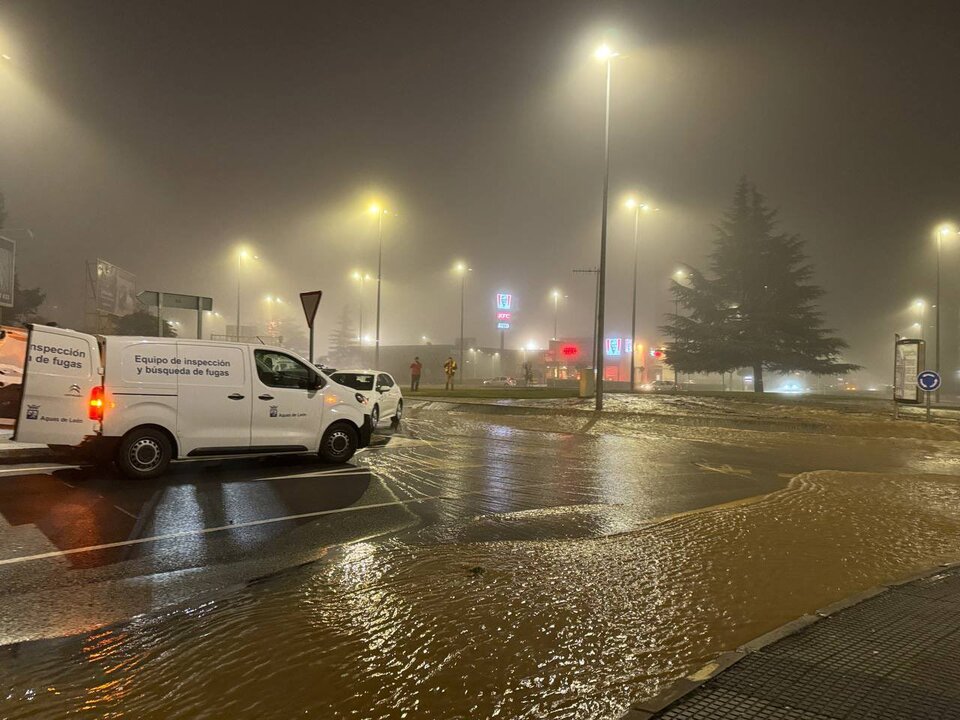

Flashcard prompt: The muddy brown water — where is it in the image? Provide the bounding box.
[3,471,960,719]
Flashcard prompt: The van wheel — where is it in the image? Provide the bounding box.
[319,423,358,464]
[117,428,172,480]
[370,405,379,428]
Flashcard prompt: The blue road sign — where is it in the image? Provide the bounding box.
[917,370,941,392]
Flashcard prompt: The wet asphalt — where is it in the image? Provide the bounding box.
[0,400,947,645]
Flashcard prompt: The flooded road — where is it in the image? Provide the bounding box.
[2,402,960,719]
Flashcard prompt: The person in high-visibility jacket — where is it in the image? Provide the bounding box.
[443,356,457,391]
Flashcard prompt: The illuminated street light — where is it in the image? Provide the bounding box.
[351,270,372,346]
[235,247,258,342]
[594,44,618,61]
[625,196,657,391]
[454,261,472,373]
[592,42,620,410]
[913,299,926,341]
[671,269,690,389]
[550,289,566,340]
[369,202,396,369]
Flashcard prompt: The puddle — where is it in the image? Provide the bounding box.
[3,471,960,719]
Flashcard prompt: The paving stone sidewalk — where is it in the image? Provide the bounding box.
[624,566,960,719]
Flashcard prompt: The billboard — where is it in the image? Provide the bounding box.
[894,337,923,404]
[0,235,15,308]
[96,259,137,317]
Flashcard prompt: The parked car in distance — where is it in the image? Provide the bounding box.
[482,376,517,387]
[329,370,403,428]
[641,379,676,392]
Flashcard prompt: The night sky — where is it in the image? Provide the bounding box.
[2,0,959,383]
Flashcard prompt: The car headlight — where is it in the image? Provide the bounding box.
[355,393,368,405]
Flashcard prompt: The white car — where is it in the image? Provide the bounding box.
[329,370,403,428]
[482,376,517,387]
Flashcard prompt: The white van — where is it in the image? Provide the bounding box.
[12,325,372,479]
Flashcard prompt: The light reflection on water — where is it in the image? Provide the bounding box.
[4,471,960,720]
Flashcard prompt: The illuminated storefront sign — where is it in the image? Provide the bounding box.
[496,311,512,322]
[604,338,623,356]
[496,293,512,311]
[497,322,511,330]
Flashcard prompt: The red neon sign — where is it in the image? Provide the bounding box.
[561,344,579,357]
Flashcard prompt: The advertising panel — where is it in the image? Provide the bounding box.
[96,259,137,317]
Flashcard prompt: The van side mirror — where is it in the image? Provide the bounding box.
[309,373,325,391]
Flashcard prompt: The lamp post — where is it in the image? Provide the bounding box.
[935,225,956,403]
[235,249,257,342]
[551,290,565,340]
[673,269,687,389]
[351,270,371,351]
[593,43,618,411]
[624,197,652,392]
[369,203,394,369]
[913,299,926,342]
[454,262,471,373]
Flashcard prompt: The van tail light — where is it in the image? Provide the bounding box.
[89,386,105,422]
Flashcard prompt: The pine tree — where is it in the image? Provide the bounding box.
[662,179,857,392]
[327,305,360,366]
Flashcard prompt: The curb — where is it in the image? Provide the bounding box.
[618,560,960,719]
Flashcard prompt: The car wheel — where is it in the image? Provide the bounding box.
[319,423,358,463]
[394,399,403,421]
[116,427,172,480]
[370,404,379,428]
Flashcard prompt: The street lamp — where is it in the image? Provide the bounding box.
[351,270,371,347]
[550,290,566,340]
[935,224,957,401]
[672,269,688,390]
[625,196,655,392]
[454,262,472,373]
[235,248,258,342]
[369,203,395,369]
[593,42,619,411]
[913,299,926,341]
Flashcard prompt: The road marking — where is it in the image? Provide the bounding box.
[0,489,446,567]
[0,465,80,476]
[112,505,138,520]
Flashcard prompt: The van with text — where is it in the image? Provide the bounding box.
[12,325,372,478]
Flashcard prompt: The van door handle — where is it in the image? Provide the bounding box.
[258,394,274,400]
[227,393,245,400]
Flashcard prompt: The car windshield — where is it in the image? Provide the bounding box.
[331,372,375,391]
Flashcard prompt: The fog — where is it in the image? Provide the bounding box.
[2,0,959,386]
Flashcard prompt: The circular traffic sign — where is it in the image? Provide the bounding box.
[917,370,941,392]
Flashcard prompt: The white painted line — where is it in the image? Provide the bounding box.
[113,505,138,520]
[0,492,445,567]
[0,465,80,476]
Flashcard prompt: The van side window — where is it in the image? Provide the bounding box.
[255,350,315,390]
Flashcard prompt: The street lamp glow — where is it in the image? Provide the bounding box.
[625,197,638,209]
[1,54,11,61]
[454,261,467,273]
[368,202,381,215]
[594,44,618,61]
[913,299,925,309]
